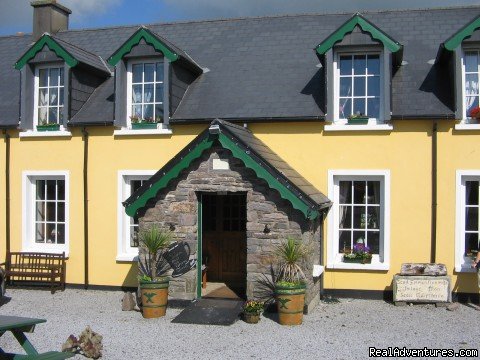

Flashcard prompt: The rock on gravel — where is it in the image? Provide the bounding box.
[0,289,478,359]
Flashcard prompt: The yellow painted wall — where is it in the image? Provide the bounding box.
[0,134,6,264]
[1,119,478,293]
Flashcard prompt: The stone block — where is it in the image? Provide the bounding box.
[179,214,196,226]
[400,263,447,276]
[121,292,136,311]
[393,275,451,303]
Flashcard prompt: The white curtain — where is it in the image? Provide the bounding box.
[465,77,478,115]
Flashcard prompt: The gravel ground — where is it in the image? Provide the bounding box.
[0,289,478,359]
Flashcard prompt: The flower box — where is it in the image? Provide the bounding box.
[347,116,369,125]
[343,255,372,264]
[36,123,60,132]
[132,122,158,130]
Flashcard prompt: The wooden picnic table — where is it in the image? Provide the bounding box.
[0,315,73,359]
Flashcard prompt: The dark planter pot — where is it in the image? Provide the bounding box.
[275,283,306,325]
[132,122,158,130]
[37,124,60,132]
[243,312,261,324]
[347,116,369,125]
[343,255,372,264]
[139,278,169,318]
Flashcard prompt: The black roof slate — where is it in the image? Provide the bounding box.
[0,6,479,127]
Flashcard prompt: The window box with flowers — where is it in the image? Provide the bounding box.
[342,239,372,264]
[130,115,160,130]
[347,113,370,125]
[36,121,61,132]
[468,107,480,123]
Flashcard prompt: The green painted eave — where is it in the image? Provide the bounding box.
[315,14,403,55]
[125,131,320,220]
[444,15,480,51]
[217,133,320,220]
[14,34,78,70]
[107,27,179,66]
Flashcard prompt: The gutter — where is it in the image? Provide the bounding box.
[431,121,437,263]
[3,130,10,257]
[67,121,114,127]
[82,127,89,289]
[170,116,325,125]
[391,114,456,120]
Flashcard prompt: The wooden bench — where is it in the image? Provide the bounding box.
[1,252,66,294]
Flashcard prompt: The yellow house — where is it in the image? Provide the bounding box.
[1,1,480,307]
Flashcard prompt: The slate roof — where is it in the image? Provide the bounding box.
[0,6,479,127]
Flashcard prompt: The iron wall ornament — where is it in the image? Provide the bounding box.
[163,242,196,277]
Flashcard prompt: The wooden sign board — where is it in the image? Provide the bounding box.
[393,275,451,304]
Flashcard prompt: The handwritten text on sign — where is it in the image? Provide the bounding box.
[395,278,449,302]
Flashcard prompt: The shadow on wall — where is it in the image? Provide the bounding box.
[121,262,139,289]
[451,274,479,303]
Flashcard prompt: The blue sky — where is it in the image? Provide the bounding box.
[0,0,479,36]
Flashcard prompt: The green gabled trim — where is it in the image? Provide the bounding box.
[125,130,320,220]
[14,34,78,70]
[108,27,179,66]
[315,14,402,55]
[125,135,214,217]
[217,133,319,220]
[444,15,480,51]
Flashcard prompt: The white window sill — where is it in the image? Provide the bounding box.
[114,127,172,136]
[454,265,477,273]
[324,124,393,132]
[22,246,69,258]
[327,262,390,271]
[19,130,73,138]
[454,123,480,130]
[116,253,138,262]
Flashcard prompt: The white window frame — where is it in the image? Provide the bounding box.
[455,170,480,272]
[117,170,156,261]
[22,171,70,255]
[33,63,66,130]
[327,170,390,270]
[333,50,384,125]
[460,47,480,122]
[125,58,168,130]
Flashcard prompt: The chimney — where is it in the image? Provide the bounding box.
[31,0,72,41]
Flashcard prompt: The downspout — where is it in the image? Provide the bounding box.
[319,212,324,299]
[431,121,437,263]
[3,130,10,256]
[82,127,89,289]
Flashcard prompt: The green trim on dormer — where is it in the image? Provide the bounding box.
[444,15,480,51]
[315,13,403,55]
[14,34,78,70]
[107,27,179,66]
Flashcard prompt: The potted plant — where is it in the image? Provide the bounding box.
[242,300,264,324]
[130,115,158,130]
[37,120,60,132]
[274,237,308,326]
[138,225,172,319]
[347,112,369,125]
[343,239,372,264]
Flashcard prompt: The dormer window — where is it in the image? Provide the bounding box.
[316,14,402,129]
[337,53,381,123]
[127,60,165,127]
[35,65,65,127]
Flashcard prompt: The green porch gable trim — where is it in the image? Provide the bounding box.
[443,14,480,51]
[107,27,179,66]
[315,13,403,55]
[124,121,330,220]
[14,34,78,70]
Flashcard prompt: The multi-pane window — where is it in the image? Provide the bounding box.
[131,62,164,123]
[37,67,64,125]
[338,181,381,254]
[129,179,145,248]
[464,51,480,118]
[338,54,381,120]
[464,180,480,259]
[34,179,65,245]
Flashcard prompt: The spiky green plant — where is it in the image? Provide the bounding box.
[275,236,308,284]
[138,225,172,280]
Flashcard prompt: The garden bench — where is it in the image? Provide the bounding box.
[1,252,66,294]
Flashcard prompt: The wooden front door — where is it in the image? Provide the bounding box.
[202,194,247,289]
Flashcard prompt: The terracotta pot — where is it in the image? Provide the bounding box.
[275,283,306,325]
[139,278,169,318]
